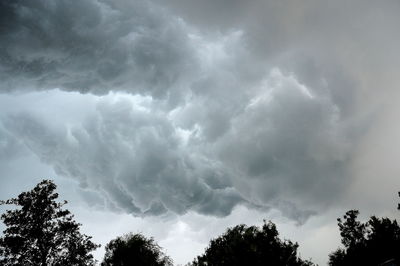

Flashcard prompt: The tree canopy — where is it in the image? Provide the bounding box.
[0,180,99,266]
[101,233,173,266]
[329,210,400,266]
[2,181,397,265]
[190,220,313,266]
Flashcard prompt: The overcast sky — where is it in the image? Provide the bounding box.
[1,0,400,264]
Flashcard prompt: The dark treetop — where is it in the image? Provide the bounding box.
[101,233,173,266]
[0,180,99,266]
[329,209,400,266]
[190,220,314,266]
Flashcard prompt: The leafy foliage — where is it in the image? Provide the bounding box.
[329,210,400,265]
[101,233,173,266]
[0,180,99,266]
[190,220,313,266]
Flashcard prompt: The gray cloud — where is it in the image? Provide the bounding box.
[171,68,353,217]
[0,0,197,101]
[0,123,26,160]
[214,69,351,210]
[3,94,247,217]
[1,64,353,223]
[157,0,400,106]
[2,0,397,224]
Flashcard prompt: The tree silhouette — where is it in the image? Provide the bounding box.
[190,220,313,266]
[101,233,173,266]
[329,209,400,265]
[0,180,99,266]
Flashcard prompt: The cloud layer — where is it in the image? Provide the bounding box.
[1,67,351,222]
[2,0,398,223]
[0,0,198,100]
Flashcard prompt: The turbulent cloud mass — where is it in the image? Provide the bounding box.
[0,0,198,99]
[1,0,400,264]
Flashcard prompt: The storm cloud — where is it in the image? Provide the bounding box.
[1,67,352,222]
[0,0,198,100]
[1,0,399,226]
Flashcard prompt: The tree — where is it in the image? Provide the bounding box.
[101,233,173,266]
[329,210,400,265]
[0,180,99,266]
[190,220,314,266]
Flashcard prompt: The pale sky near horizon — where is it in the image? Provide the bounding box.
[1,0,400,264]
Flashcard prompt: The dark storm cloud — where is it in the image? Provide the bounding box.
[2,0,395,222]
[0,0,196,99]
[1,66,352,222]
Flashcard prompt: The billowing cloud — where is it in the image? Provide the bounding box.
[1,0,398,226]
[1,92,247,217]
[1,63,352,223]
[157,0,400,110]
[0,0,198,100]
